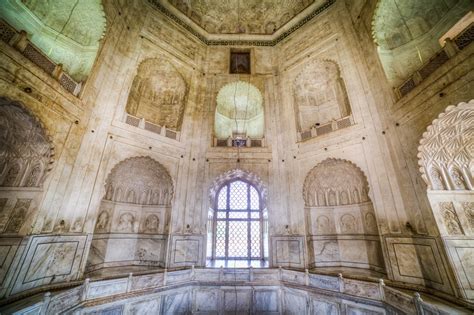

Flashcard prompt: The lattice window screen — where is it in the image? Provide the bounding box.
[212,180,265,260]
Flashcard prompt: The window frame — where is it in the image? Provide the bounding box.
[209,179,266,261]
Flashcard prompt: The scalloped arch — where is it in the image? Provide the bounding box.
[303,158,370,207]
[104,156,174,205]
[0,97,54,187]
[417,100,474,190]
[209,169,268,209]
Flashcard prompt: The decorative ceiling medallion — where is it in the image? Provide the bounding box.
[147,0,335,46]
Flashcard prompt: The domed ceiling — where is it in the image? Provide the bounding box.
[167,0,315,35]
[150,0,333,44]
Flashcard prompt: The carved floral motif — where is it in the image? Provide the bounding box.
[5,199,31,233]
[440,202,463,235]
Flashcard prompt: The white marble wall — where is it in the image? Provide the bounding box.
[0,0,473,305]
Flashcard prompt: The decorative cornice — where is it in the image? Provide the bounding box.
[147,0,336,46]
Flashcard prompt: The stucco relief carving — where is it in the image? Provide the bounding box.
[418,100,474,191]
[143,215,159,233]
[462,202,474,229]
[104,157,174,206]
[0,99,53,188]
[117,213,136,233]
[126,58,187,131]
[364,212,378,233]
[167,0,315,35]
[340,214,356,233]
[303,159,369,207]
[293,60,351,132]
[440,202,463,235]
[94,211,109,232]
[316,215,331,234]
[5,199,32,233]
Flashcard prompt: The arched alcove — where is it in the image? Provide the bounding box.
[417,100,474,300]
[294,60,351,133]
[303,158,385,272]
[0,0,107,82]
[0,98,53,188]
[214,81,264,140]
[87,156,174,273]
[418,100,474,191]
[372,0,472,86]
[207,169,268,267]
[126,58,187,131]
[0,98,54,235]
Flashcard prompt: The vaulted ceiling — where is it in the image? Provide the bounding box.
[151,0,332,44]
[166,0,315,35]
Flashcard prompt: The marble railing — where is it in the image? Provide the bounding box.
[0,19,82,96]
[396,23,473,99]
[298,115,354,142]
[124,114,180,141]
[0,267,465,314]
[213,136,265,148]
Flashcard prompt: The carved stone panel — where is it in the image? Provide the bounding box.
[439,202,463,235]
[5,199,32,233]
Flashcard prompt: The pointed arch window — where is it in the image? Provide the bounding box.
[208,179,268,262]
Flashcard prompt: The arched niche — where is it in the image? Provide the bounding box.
[303,159,369,207]
[214,81,264,140]
[418,100,474,191]
[293,60,351,133]
[88,156,174,272]
[303,158,385,272]
[417,100,474,300]
[0,98,53,188]
[0,0,107,82]
[126,59,187,131]
[372,0,472,86]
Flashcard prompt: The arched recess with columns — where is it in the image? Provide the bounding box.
[418,100,474,301]
[303,158,385,273]
[0,98,54,235]
[86,156,174,274]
